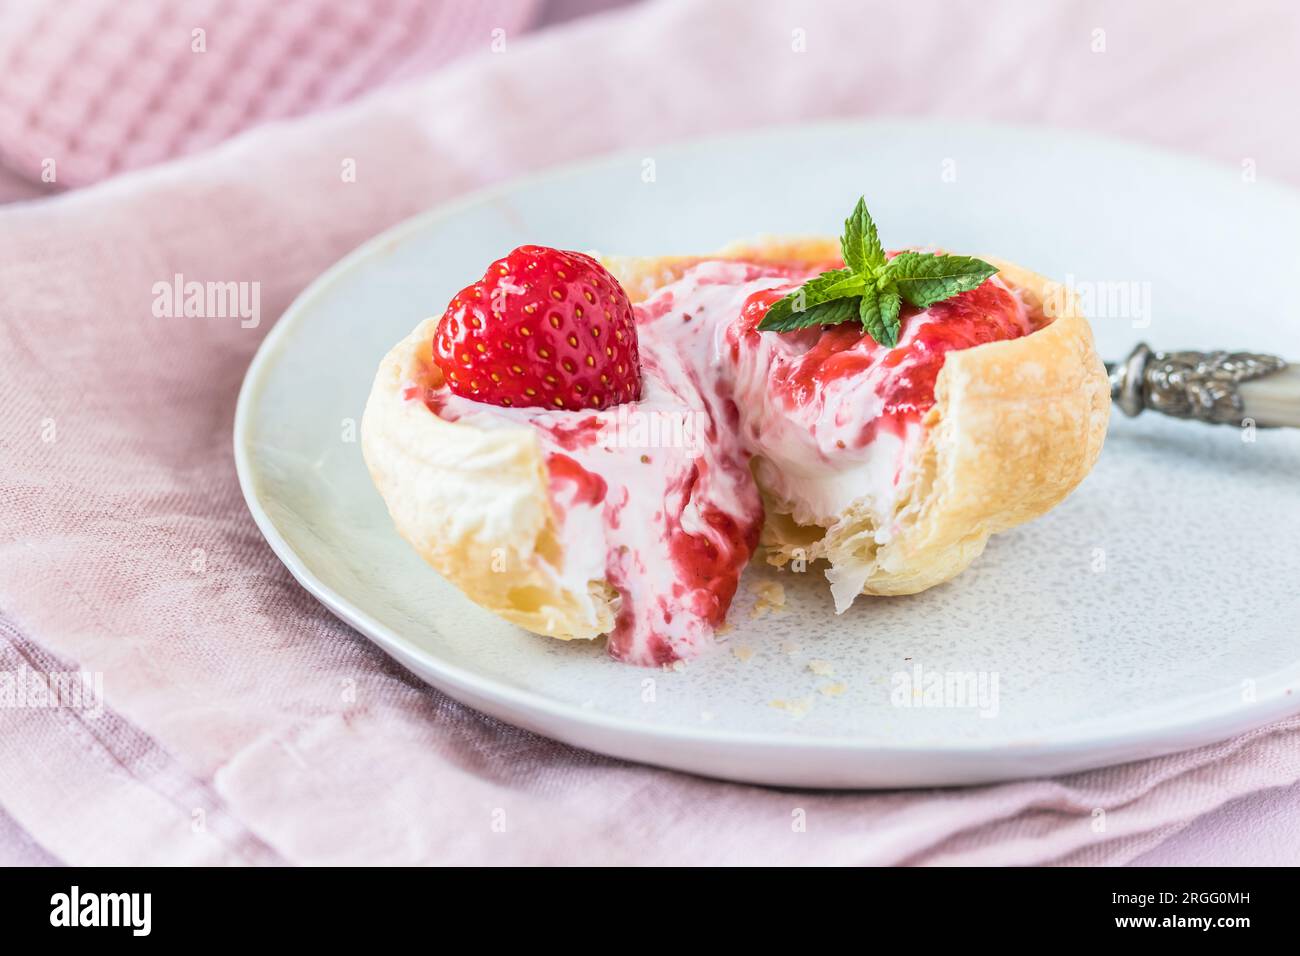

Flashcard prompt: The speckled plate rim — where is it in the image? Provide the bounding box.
[234,119,1300,787]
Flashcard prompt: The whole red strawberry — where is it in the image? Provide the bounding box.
[433,246,641,411]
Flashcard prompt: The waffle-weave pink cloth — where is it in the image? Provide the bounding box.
[0,0,539,186]
[2,0,1300,865]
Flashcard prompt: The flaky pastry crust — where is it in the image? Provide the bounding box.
[362,238,1109,648]
[362,322,615,641]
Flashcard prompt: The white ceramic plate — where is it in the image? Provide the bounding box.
[235,120,1300,788]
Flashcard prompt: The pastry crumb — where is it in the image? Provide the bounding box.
[732,644,755,663]
[780,640,802,656]
[770,697,812,719]
[669,659,688,673]
[807,659,835,677]
[818,682,847,698]
[750,580,786,618]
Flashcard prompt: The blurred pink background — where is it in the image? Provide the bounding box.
[1,0,1297,866]
[0,0,629,199]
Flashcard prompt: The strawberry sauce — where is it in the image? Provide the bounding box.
[735,276,1033,446]
[546,453,607,507]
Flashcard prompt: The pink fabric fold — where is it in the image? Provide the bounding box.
[2,0,1299,865]
[0,0,542,187]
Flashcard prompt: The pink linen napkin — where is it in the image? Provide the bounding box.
[2,0,1299,866]
[0,0,541,187]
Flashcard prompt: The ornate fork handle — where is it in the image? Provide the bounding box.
[1108,343,1295,427]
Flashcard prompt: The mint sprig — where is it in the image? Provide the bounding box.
[757,197,998,347]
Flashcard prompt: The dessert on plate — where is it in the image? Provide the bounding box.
[362,199,1110,666]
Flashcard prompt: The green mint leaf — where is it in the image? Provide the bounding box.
[859,280,902,347]
[800,297,861,327]
[841,196,886,274]
[877,279,902,347]
[858,283,888,345]
[759,294,861,332]
[757,268,862,331]
[819,271,868,299]
[885,252,998,308]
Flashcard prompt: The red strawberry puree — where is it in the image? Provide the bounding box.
[426,259,1040,666]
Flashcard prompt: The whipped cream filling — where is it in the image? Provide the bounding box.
[727,290,929,528]
[428,259,1033,665]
